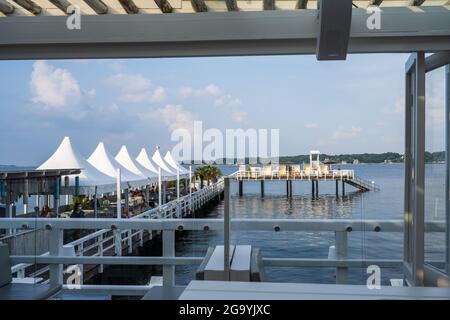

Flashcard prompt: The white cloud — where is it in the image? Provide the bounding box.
[143,104,196,133]
[179,84,222,98]
[331,126,362,140]
[304,123,318,129]
[105,73,166,103]
[214,95,242,108]
[30,61,81,110]
[231,111,248,124]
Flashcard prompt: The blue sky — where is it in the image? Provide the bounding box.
[0,53,438,166]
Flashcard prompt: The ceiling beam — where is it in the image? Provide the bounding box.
[48,0,72,13]
[409,0,425,5]
[191,0,207,12]
[12,0,41,14]
[295,0,308,9]
[84,0,108,14]
[368,0,383,5]
[225,0,238,11]
[263,0,275,10]
[154,0,172,13]
[118,0,139,13]
[0,9,449,59]
[0,1,15,14]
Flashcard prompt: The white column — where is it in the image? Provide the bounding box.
[116,168,121,219]
[158,167,162,209]
[189,165,192,212]
[176,167,180,217]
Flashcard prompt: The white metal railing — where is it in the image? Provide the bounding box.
[1,216,446,291]
[6,179,224,283]
[234,168,355,180]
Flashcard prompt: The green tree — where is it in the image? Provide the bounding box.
[194,165,222,188]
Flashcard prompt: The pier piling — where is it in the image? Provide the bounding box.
[335,180,339,198]
[342,180,346,197]
[312,180,315,199]
[239,180,243,196]
[315,180,319,198]
[261,180,265,198]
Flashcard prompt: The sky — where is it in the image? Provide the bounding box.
[0,54,446,166]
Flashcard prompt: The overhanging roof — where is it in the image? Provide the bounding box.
[0,3,449,59]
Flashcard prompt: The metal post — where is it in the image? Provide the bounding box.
[158,167,162,209]
[116,168,121,219]
[124,188,129,217]
[163,230,175,287]
[49,228,63,286]
[23,178,29,215]
[342,180,346,197]
[336,179,339,198]
[261,180,265,198]
[315,180,319,198]
[224,177,231,281]
[176,167,180,217]
[94,186,98,219]
[114,230,122,256]
[145,185,150,207]
[446,64,450,275]
[335,230,348,284]
[189,165,192,212]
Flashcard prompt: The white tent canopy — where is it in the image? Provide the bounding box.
[152,148,175,176]
[164,151,189,175]
[87,142,145,183]
[115,145,158,182]
[37,137,116,195]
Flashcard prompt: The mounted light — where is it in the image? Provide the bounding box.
[316,0,353,61]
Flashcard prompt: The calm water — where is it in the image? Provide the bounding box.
[175,163,447,286]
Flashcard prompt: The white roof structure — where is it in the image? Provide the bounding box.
[164,151,189,175]
[87,142,144,183]
[37,137,115,195]
[115,145,158,181]
[152,148,175,176]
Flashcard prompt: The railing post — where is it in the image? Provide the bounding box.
[335,230,348,284]
[163,229,175,288]
[98,234,104,273]
[49,228,63,286]
[127,230,133,254]
[114,229,122,256]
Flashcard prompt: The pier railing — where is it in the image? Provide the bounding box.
[5,179,224,284]
[0,217,446,296]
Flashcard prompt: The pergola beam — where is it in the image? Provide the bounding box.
[409,0,425,5]
[154,0,172,13]
[0,1,15,14]
[295,0,308,9]
[225,0,238,11]
[0,8,449,60]
[12,0,41,14]
[263,0,275,10]
[84,0,108,14]
[191,0,207,12]
[48,0,72,14]
[118,0,139,13]
[369,0,383,5]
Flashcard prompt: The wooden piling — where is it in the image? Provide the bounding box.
[315,180,319,198]
[335,179,339,198]
[239,180,243,196]
[261,180,265,198]
[312,180,315,199]
[342,180,346,197]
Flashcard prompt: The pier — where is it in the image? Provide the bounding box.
[233,165,380,198]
